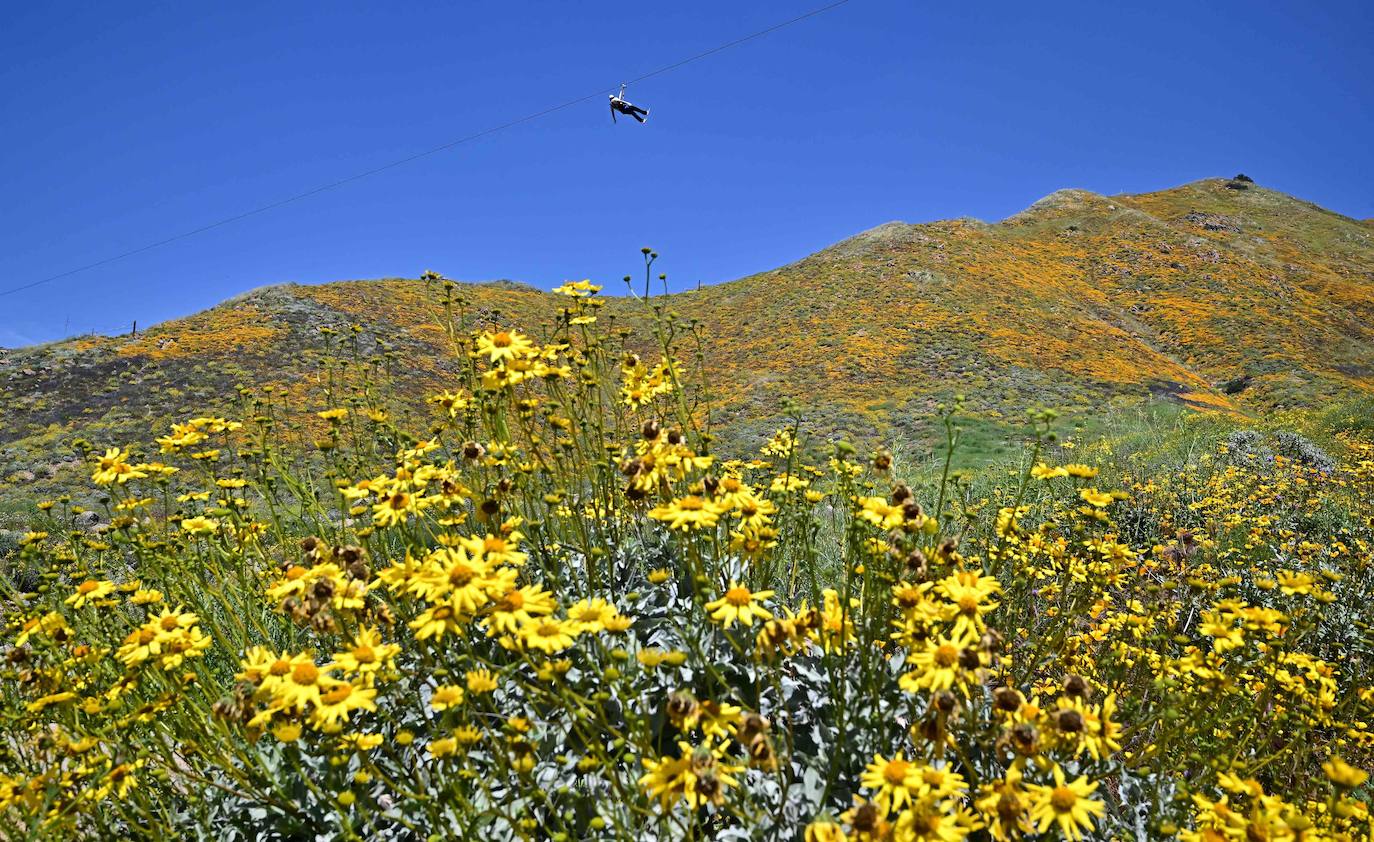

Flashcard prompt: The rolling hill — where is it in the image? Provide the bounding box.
[2,176,1372,517]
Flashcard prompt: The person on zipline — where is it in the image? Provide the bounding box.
[609,85,648,123]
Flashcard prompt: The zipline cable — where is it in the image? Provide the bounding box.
[0,0,854,301]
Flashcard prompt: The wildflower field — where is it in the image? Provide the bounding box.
[2,275,1373,841]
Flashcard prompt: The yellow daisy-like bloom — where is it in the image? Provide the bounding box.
[1064,463,1099,479]
[15,611,67,646]
[638,741,742,809]
[891,580,941,626]
[770,474,811,494]
[553,279,602,297]
[417,546,506,613]
[476,329,534,363]
[409,600,468,642]
[150,606,199,635]
[816,588,857,653]
[265,564,312,602]
[484,583,556,637]
[1031,462,1070,480]
[429,684,465,711]
[190,416,241,433]
[637,648,669,669]
[237,649,312,694]
[339,733,384,752]
[900,631,980,695]
[975,766,1034,840]
[1199,610,1246,653]
[465,668,499,694]
[860,752,927,812]
[372,489,420,528]
[273,660,337,712]
[686,700,743,740]
[762,429,797,458]
[117,625,163,668]
[603,612,633,633]
[482,358,541,390]
[92,760,146,801]
[454,724,483,746]
[66,579,116,608]
[518,616,579,654]
[271,721,303,743]
[1078,488,1114,508]
[309,681,377,730]
[566,597,616,633]
[130,588,164,605]
[429,390,471,417]
[732,497,777,531]
[804,819,847,842]
[92,447,147,485]
[461,532,529,567]
[156,424,208,453]
[1063,693,1123,762]
[918,762,969,801]
[180,515,219,535]
[730,525,780,560]
[713,475,754,508]
[893,799,981,841]
[1026,765,1105,841]
[159,624,212,670]
[649,495,729,531]
[856,496,905,530]
[1324,756,1370,789]
[332,627,400,676]
[620,357,678,408]
[376,552,431,599]
[705,583,775,629]
[1275,570,1315,596]
[935,570,1002,639]
[428,737,459,758]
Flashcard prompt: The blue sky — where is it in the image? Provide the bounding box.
[2,0,1371,347]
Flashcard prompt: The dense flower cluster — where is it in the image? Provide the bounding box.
[0,279,1370,840]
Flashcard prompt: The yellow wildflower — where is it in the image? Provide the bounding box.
[705,583,775,629]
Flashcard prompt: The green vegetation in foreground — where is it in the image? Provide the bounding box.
[1,279,1372,840]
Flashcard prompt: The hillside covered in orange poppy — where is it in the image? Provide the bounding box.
[2,176,1372,507]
